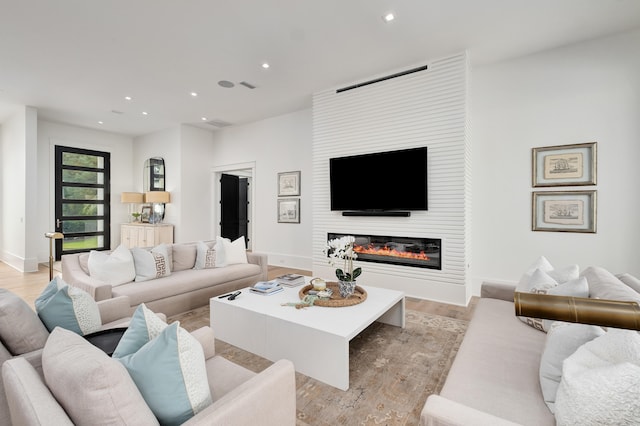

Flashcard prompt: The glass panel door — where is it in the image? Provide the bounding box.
[54,146,111,260]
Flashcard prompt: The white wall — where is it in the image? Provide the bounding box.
[471,29,640,292]
[0,107,37,271]
[211,109,313,269]
[312,53,471,305]
[37,120,134,258]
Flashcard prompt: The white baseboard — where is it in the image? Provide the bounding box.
[0,250,39,272]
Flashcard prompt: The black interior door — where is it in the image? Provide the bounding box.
[220,173,249,245]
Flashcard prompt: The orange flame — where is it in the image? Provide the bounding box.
[353,244,430,261]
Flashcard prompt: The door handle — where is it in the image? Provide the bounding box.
[56,218,61,229]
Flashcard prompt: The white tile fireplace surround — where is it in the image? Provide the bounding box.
[311,52,471,306]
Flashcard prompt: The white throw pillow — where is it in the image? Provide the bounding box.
[516,256,554,289]
[539,322,605,413]
[555,329,640,425]
[214,236,247,267]
[616,273,640,294]
[131,244,172,282]
[87,245,135,286]
[194,241,216,270]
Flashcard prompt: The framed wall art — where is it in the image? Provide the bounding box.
[140,205,152,223]
[277,198,300,223]
[532,190,596,233]
[277,171,301,196]
[532,142,597,187]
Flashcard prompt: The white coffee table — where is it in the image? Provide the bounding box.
[210,279,405,390]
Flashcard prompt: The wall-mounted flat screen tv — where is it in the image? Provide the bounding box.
[330,146,428,211]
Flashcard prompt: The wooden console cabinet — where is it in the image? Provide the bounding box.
[120,223,174,248]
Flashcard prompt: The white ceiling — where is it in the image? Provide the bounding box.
[1,0,639,136]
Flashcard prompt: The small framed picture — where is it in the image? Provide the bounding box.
[532,142,597,187]
[141,206,152,223]
[277,171,301,196]
[532,190,596,233]
[277,199,300,223]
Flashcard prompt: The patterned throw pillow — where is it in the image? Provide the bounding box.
[35,277,102,336]
[193,241,216,269]
[112,303,167,358]
[515,258,584,332]
[117,322,212,425]
[131,244,171,282]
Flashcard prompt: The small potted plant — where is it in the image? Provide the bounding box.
[323,235,362,298]
[131,212,141,222]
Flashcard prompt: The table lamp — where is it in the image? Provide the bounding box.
[121,192,143,222]
[144,191,170,224]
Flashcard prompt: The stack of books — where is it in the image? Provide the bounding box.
[275,273,306,287]
[249,280,284,296]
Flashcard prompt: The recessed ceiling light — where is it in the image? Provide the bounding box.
[382,12,395,22]
[98,121,104,124]
[201,117,208,121]
[190,92,198,97]
[142,111,148,116]
[261,62,270,69]
[124,96,132,101]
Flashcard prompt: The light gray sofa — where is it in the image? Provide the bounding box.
[2,326,297,426]
[421,266,640,426]
[62,240,268,317]
[0,289,159,426]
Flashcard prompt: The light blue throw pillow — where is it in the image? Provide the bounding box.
[35,277,101,336]
[117,322,212,426]
[112,303,167,358]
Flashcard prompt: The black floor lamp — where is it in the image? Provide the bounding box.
[44,232,64,281]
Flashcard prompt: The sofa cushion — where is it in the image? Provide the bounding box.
[194,241,217,269]
[539,322,605,413]
[172,242,197,271]
[581,266,640,303]
[0,289,49,355]
[78,252,90,275]
[440,298,555,425]
[42,327,159,426]
[112,303,167,358]
[88,245,136,286]
[132,244,172,282]
[554,329,640,425]
[35,277,102,336]
[118,322,212,426]
[616,272,640,294]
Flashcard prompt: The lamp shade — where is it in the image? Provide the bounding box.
[121,192,144,203]
[144,191,170,203]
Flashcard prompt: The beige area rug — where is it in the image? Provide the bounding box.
[169,306,468,426]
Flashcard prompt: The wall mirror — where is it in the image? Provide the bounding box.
[144,157,165,192]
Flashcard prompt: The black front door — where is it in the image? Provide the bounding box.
[54,146,111,260]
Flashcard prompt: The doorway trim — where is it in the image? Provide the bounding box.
[211,162,255,250]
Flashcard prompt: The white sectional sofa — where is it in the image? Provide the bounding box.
[421,265,640,426]
[62,240,268,317]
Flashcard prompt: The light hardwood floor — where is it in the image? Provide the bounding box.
[2,262,477,321]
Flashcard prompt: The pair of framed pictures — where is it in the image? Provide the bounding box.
[277,171,300,223]
[531,142,597,233]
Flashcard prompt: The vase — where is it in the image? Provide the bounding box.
[338,280,356,298]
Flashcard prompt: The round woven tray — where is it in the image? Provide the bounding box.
[298,282,367,307]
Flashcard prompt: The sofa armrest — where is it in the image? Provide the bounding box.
[96,296,133,324]
[182,359,296,426]
[61,254,113,301]
[191,326,216,360]
[246,252,268,282]
[2,358,74,426]
[420,395,522,426]
[480,281,516,302]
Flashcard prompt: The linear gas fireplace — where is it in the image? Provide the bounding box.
[328,233,441,270]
